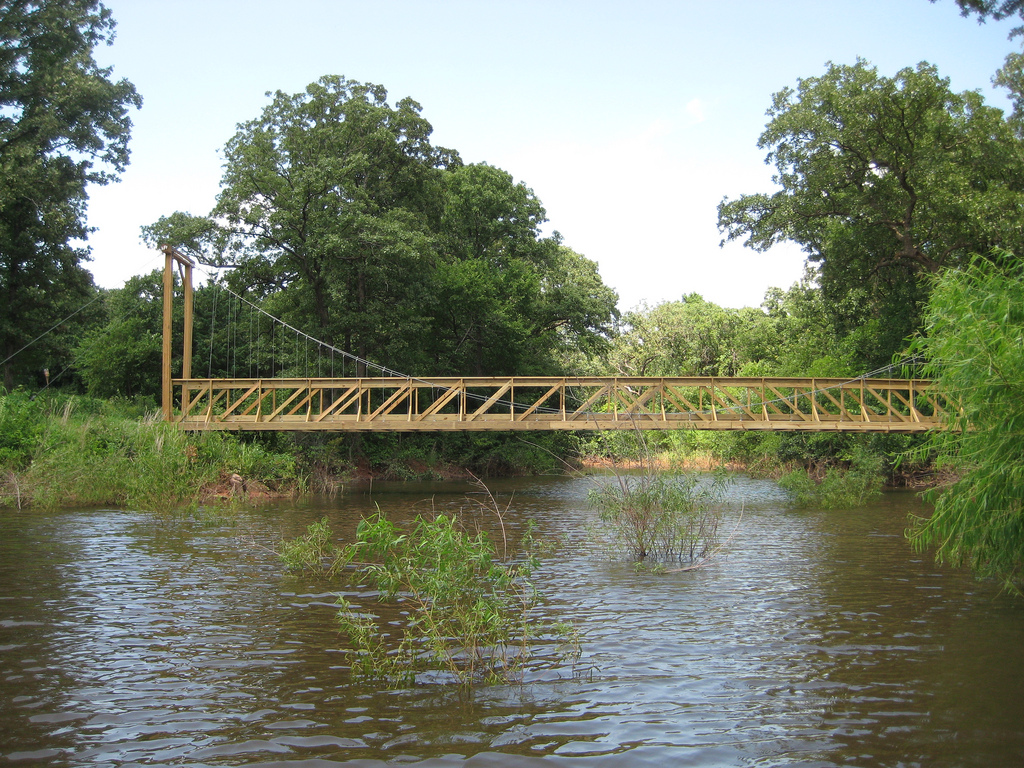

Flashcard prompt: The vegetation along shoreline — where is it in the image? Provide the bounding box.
[1,0,1022,592]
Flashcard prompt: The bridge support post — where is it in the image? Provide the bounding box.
[161,245,195,422]
[162,248,172,420]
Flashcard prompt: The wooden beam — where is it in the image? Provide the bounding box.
[161,248,173,420]
[161,245,196,422]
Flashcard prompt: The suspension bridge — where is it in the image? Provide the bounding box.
[160,246,948,433]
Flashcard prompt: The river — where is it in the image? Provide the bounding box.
[1,474,1022,767]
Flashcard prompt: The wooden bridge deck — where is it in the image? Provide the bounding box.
[169,376,944,432]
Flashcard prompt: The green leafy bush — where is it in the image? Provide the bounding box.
[0,389,44,469]
[336,512,542,686]
[778,445,885,509]
[280,517,340,572]
[0,395,305,511]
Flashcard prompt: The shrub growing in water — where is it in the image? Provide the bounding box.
[588,471,726,563]
[279,517,340,573]
[281,513,578,687]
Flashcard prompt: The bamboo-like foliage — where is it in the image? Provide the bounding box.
[280,509,579,687]
[907,252,1024,590]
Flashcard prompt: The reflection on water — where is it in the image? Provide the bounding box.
[1,475,1022,767]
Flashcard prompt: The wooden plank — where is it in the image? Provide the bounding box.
[224,383,261,418]
[467,381,512,422]
[708,381,758,421]
[367,383,413,421]
[241,386,274,418]
[266,385,309,421]
[515,381,564,421]
[817,384,850,421]
[661,384,712,421]
[416,382,463,420]
[568,383,613,420]
[312,384,362,422]
[161,250,173,421]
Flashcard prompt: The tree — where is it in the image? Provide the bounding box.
[76,272,163,400]
[994,51,1024,131]
[939,0,1024,34]
[718,60,1024,367]
[0,0,141,389]
[535,245,619,364]
[758,268,859,377]
[145,76,458,375]
[148,80,619,380]
[421,164,617,375]
[906,251,1024,591]
[935,1,1024,131]
[609,294,777,378]
[76,269,250,400]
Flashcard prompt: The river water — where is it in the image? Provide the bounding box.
[1,474,1022,767]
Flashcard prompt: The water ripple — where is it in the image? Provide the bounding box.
[1,481,1022,766]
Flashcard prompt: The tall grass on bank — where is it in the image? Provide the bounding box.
[0,390,301,511]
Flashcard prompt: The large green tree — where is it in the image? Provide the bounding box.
[75,273,161,400]
[147,76,457,375]
[421,164,617,375]
[76,270,248,400]
[148,77,618,380]
[0,0,140,389]
[609,294,778,378]
[718,60,1024,367]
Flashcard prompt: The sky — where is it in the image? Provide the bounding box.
[86,0,1016,311]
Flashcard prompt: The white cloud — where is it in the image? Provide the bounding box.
[86,167,220,288]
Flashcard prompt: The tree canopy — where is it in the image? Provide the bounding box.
[0,0,141,389]
[717,59,1024,366]
[604,274,875,384]
[75,274,161,400]
[609,295,764,378]
[147,76,618,379]
[940,0,1024,34]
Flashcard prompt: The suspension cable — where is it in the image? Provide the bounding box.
[183,261,927,420]
[0,292,105,371]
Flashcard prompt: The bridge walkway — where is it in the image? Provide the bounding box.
[169,375,943,433]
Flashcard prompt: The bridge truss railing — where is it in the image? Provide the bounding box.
[169,376,946,432]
